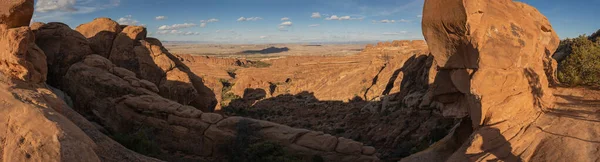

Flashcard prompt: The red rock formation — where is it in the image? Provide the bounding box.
[75,18,122,58]
[73,19,217,111]
[403,0,599,162]
[61,54,378,161]
[0,2,159,161]
[34,22,94,88]
[0,0,34,28]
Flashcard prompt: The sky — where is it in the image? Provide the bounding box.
[32,0,600,44]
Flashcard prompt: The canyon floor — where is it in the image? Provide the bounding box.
[165,43,366,60]
[169,42,600,161]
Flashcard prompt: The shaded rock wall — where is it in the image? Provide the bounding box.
[61,54,379,161]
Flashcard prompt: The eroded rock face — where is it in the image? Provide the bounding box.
[34,22,93,88]
[61,55,378,161]
[75,17,122,58]
[0,24,47,83]
[401,0,599,162]
[0,0,34,28]
[0,6,159,161]
[421,0,559,126]
[94,22,216,111]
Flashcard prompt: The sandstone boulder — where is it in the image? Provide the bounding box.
[34,22,93,88]
[75,17,122,58]
[109,25,144,72]
[0,0,34,28]
[422,0,558,128]
[94,20,216,111]
[401,0,591,162]
[0,24,47,83]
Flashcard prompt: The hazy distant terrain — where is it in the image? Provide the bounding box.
[164,43,366,59]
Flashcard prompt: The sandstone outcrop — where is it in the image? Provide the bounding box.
[0,0,34,28]
[0,3,159,160]
[61,55,378,161]
[0,24,47,84]
[402,0,599,161]
[34,22,94,88]
[75,18,122,58]
[72,18,217,111]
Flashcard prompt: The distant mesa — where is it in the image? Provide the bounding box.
[241,46,290,54]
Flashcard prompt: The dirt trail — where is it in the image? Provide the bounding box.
[549,87,600,123]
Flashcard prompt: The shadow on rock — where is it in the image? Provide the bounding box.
[222,88,458,161]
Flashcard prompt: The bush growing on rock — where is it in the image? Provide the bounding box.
[557,35,600,87]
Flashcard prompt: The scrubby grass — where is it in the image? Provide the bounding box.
[219,78,241,107]
[557,34,600,87]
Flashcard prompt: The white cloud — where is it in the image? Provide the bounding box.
[201,18,219,23]
[308,24,320,27]
[311,12,321,18]
[279,21,292,26]
[237,17,262,21]
[155,16,167,20]
[158,23,197,30]
[373,19,411,24]
[281,17,290,21]
[184,31,201,35]
[382,31,408,35]
[380,19,395,23]
[156,30,200,36]
[278,21,292,31]
[398,19,411,23]
[325,15,339,20]
[260,36,268,39]
[36,0,77,12]
[325,15,362,21]
[33,0,120,22]
[117,15,140,25]
[35,0,119,13]
[198,18,219,28]
[417,15,423,18]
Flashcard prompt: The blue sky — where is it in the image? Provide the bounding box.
[32,0,600,43]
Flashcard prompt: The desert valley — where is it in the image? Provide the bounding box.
[1,0,599,162]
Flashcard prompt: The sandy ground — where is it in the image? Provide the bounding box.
[164,43,365,60]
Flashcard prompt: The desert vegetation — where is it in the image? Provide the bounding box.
[556,30,600,87]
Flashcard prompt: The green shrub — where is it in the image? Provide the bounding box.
[219,78,241,107]
[557,35,600,87]
[226,68,238,78]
